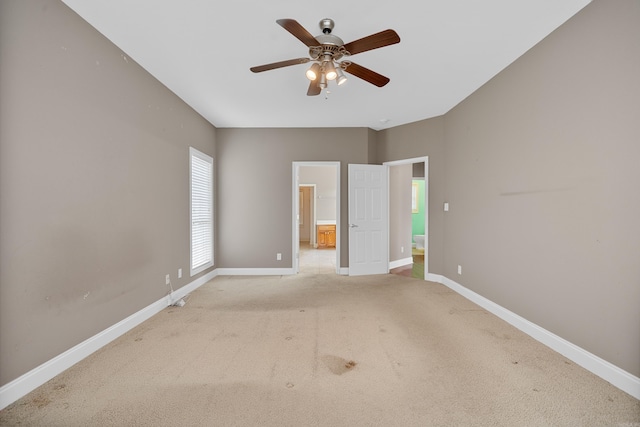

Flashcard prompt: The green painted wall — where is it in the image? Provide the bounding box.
[411,179,425,240]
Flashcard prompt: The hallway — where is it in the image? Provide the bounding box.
[300,241,425,279]
[298,242,336,274]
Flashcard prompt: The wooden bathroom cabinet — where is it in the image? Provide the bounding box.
[317,224,336,248]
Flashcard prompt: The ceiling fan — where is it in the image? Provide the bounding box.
[250,18,400,96]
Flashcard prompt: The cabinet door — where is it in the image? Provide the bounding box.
[317,228,327,247]
[327,230,336,247]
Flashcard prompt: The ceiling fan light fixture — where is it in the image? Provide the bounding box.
[324,61,337,80]
[250,18,400,96]
[305,63,321,81]
[336,67,347,85]
[319,72,327,89]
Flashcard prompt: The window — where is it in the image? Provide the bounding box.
[190,147,213,276]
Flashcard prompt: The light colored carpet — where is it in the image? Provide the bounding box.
[1,274,638,426]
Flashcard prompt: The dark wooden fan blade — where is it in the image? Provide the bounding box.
[343,29,400,56]
[250,58,310,73]
[343,62,390,87]
[307,80,321,96]
[276,19,320,47]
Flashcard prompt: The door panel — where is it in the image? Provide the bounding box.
[348,164,388,276]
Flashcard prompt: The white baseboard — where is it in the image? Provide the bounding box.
[4,269,637,410]
[425,273,640,400]
[0,269,218,411]
[215,268,295,276]
[221,266,345,277]
[389,257,413,270]
[168,269,219,305]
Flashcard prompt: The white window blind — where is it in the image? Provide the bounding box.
[190,147,213,276]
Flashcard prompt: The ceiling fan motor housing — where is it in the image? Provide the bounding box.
[311,19,347,61]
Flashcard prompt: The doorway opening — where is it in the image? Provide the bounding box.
[385,156,429,280]
[292,162,340,274]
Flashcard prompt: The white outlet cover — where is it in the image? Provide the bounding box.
[178,268,182,279]
[165,274,170,284]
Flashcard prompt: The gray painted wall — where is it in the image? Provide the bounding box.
[389,164,413,263]
[1,0,637,393]
[441,0,639,376]
[372,0,639,377]
[377,118,446,275]
[216,128,369,269]
[299,166,338,222]
[0,1,216,385]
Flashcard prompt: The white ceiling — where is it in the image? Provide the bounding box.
[61,0,590,131]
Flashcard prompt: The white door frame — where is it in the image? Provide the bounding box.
[383,156,429,278]
[292,162,340,274]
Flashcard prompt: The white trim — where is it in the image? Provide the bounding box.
[0,269,218,411]
[389,257,413,270]
[425,273,640,400]
[384,156,429,166]
[292,163,299,272]
[216,268,295,276]
[383,157,429,279]
[6,268,635,410]
[168,269,218,306]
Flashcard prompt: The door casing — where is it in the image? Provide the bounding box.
[384,156,429,278]
[292,162,340,274]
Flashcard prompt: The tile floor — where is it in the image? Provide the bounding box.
[299,242,424,279]
[298,241,337,274]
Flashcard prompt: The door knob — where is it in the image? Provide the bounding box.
[349,224,358,228]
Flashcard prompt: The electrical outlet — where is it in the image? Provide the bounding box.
[178,268,182,279]
[165,274,170,285]
[444,202,449,212]
[401,246,404,253]
[276,253,282,261]
[457,265,462,275]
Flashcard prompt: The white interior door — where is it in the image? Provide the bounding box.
[348,164,388,276]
